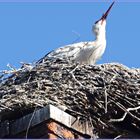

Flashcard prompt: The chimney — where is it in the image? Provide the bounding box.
[1,104,93,138]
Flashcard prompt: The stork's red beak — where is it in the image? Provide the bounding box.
[95,1,115,24]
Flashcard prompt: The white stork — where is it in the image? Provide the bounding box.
[38,2,115,65]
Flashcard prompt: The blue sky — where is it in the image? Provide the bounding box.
[0,2,140,70]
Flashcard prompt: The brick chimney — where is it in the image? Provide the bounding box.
[1,104,93,138]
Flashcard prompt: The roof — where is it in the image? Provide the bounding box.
[0,58,140,138]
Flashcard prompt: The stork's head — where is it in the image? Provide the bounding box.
[93,2,115,36]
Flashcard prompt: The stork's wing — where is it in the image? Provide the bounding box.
[48,42,85,58]
[37,41,97,63]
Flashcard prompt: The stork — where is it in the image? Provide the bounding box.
[38,2,115,65]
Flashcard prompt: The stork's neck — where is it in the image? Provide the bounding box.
[95,30,106,43]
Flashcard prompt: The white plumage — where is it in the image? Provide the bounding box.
[47,40,106,65]
[40,2,114,65]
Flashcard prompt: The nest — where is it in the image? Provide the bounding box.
[0,58,140,138]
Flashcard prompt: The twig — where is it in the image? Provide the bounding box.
[104,89,108,113]
[7,63,16,71]
[25,107,37,139]
[71,30,81,44]
[69,65,85,88]
[114,135,122,140]
[104,74,118,113]
[109,100,140,122]
[27,75,32,83]
[0,104,13,110]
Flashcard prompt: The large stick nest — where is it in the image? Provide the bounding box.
[0,58,140,138]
